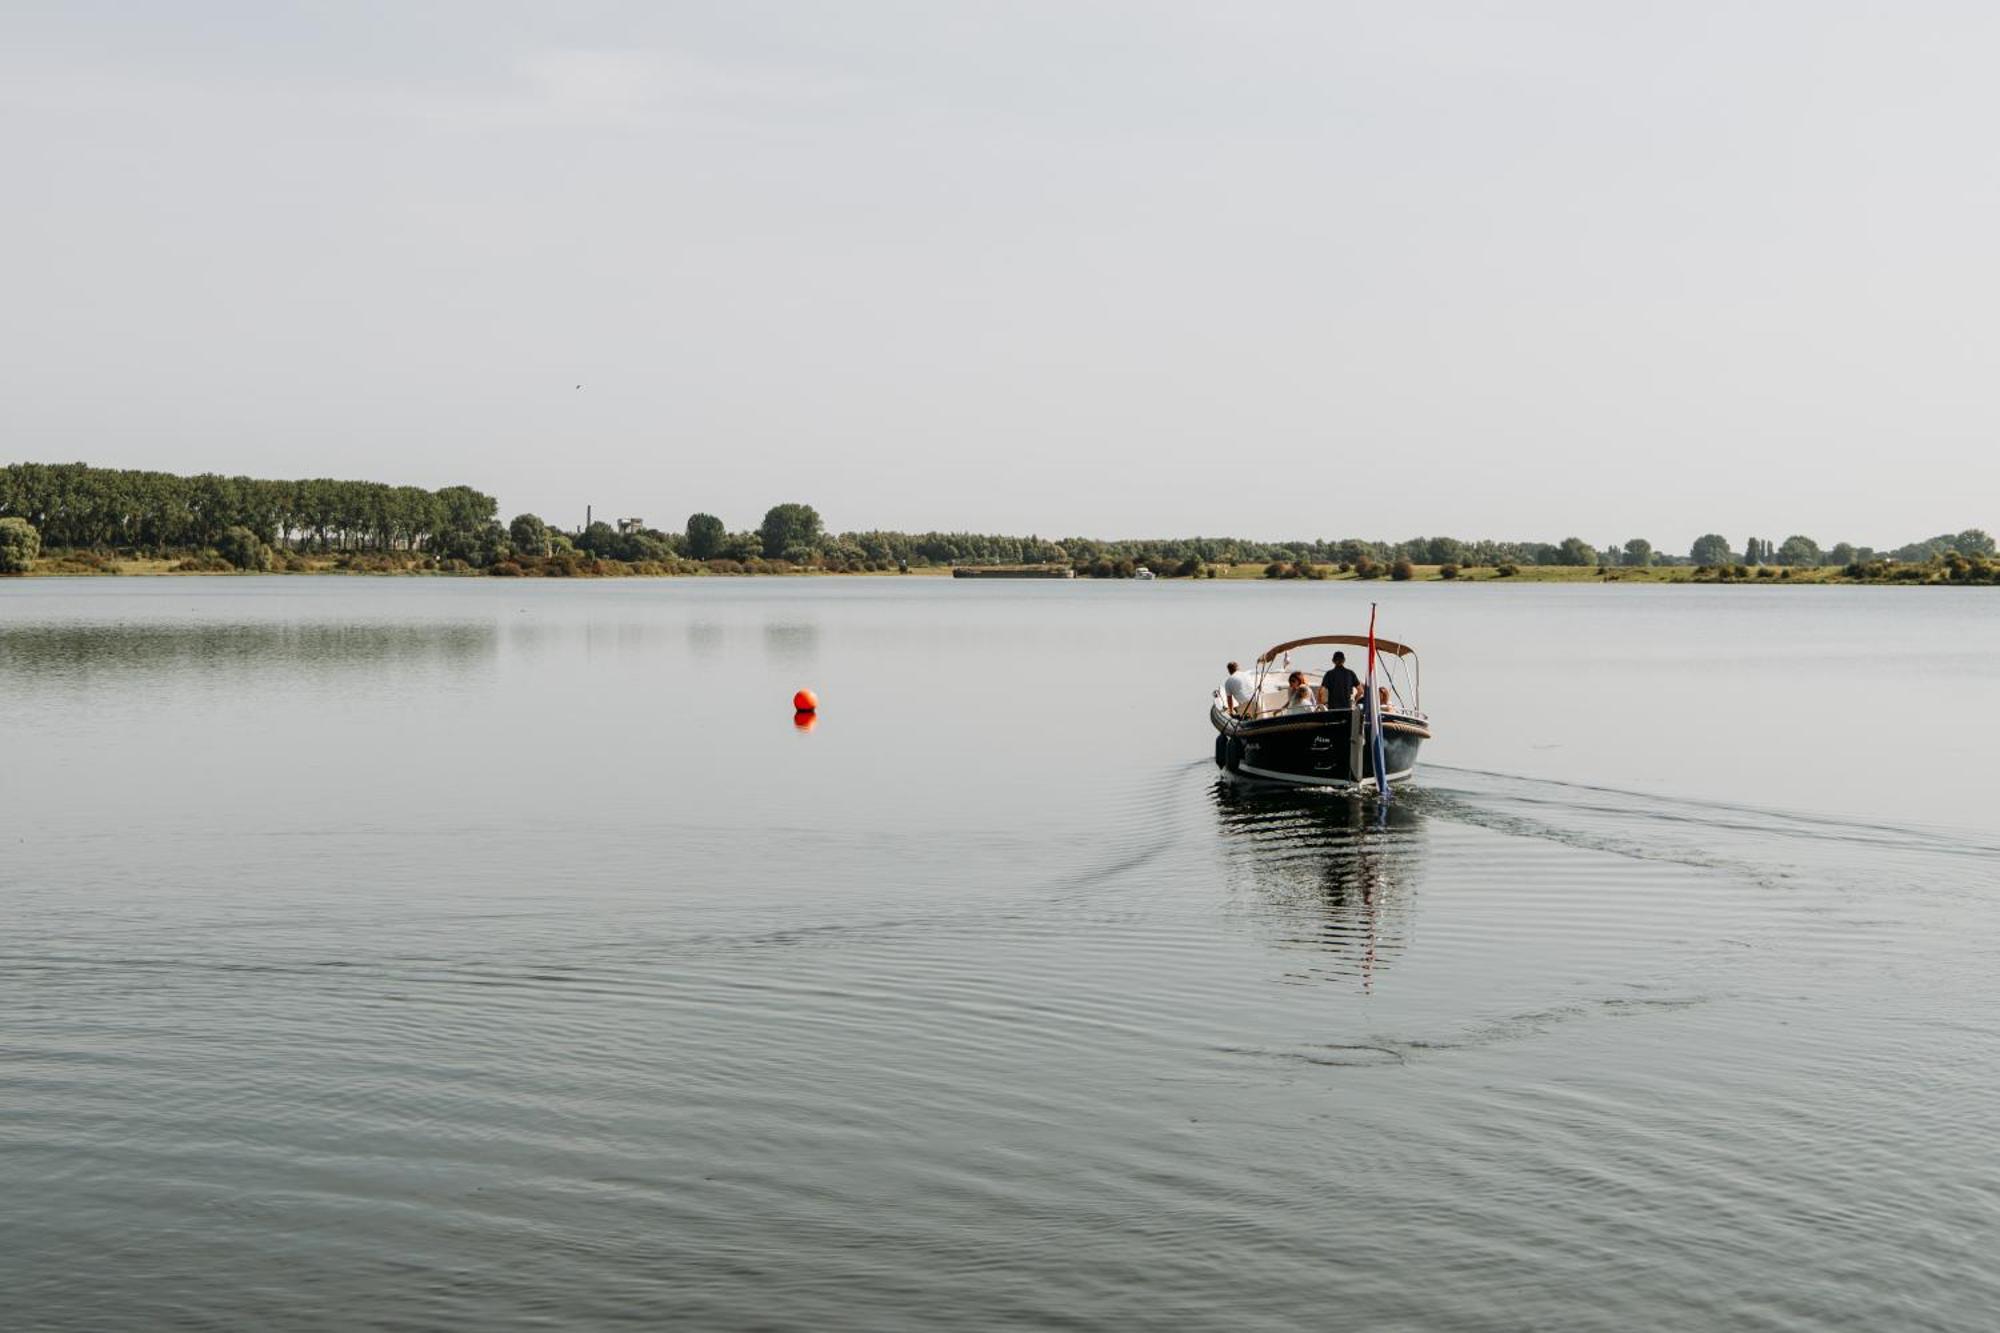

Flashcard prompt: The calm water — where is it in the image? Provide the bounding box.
[3,578,1997,1331]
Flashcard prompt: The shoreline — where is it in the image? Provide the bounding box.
[7,557,1984,586]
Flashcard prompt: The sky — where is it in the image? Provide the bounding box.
[4,1,1998,550]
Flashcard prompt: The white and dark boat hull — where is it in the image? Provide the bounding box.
[1211,705,1429,788]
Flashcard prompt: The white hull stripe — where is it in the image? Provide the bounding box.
[1235,762,1417,788]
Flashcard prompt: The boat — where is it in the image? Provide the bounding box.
[1134,567,1156,580]
[950,565,1075,579]
[1210,633,1432,788]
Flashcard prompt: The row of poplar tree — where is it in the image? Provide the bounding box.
[0,463,499,558]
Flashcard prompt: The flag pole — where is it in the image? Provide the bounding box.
[1367,603,1391,802]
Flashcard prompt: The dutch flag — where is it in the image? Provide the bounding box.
[1366,604,1391,802]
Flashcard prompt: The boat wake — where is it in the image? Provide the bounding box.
[1411,763,2000,903]
[1426,763,2000,860]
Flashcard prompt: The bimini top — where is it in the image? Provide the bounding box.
[1257,633,1417,664]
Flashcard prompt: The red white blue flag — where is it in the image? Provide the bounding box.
[1366,604,1391,801]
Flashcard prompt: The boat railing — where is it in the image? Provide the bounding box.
[1218,697,1426,723]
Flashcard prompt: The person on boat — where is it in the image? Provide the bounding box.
[1283,672,1318,713]
[1222,662,1256,716]
[1320,652,1362,711]
[1378,685,1392,711]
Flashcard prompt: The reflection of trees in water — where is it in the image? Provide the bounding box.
[762,622,820,667]
[685,621,726,658]
[0,623,498,683]
[1211,780,1428,989]
[504,619,686,659]
[667,620,818,667]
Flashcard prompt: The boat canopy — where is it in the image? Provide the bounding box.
[1257,634,1416,664]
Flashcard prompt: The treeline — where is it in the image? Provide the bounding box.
[0,462,501,559]
[1692,550,2000,584]
[706,525,2000,574]
[1686,531,1997,569]
[697,523,1998,576]
[3,462,1992,581]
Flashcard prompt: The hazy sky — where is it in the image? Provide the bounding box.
[6,2,1997,548]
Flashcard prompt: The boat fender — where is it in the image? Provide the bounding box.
[1225,737,1244,772]
[1215,734,1229,768]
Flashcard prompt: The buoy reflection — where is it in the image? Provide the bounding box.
[793,709,819,732]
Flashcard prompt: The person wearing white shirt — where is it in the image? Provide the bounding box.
[1222,662,1256,716]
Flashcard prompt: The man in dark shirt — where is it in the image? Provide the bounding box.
[1320,652,1362,711]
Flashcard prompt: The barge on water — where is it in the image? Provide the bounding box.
[1210,634,1432,788]
[951,566,1075,579]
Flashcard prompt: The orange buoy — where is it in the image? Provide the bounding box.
[793,688,818,713]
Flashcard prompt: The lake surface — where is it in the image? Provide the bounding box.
[3,577,1997,1331]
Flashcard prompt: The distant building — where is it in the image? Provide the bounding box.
[616,517,646,534]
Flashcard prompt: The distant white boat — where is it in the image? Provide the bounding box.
[1134,567,1156,580]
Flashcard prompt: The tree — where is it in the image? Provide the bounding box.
[1557,536,1598,566]
[433,485,499,555]
[434,519,508,567]
[1622,538,1653,567]
[759,503,823,559]
[1689,534,1730,566]
[1414,536,1464,565]
[1828,542,1856,566]
[622,531,677,563]
[509,513,551,557]
[1776,535,1822,567]
[685,512,726,559]
[1955,528,1996,557]
[0,517,39,573]
[720,531,763,562]
[819,537,869,571]
[215,525,273,571]
[1334,539,1375,566]
[1390,557,1415,580]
